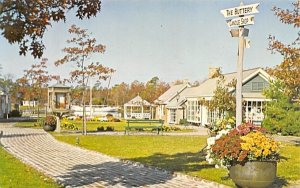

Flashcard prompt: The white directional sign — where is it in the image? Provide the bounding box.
[220,3,259,18]
[227,15,255,27]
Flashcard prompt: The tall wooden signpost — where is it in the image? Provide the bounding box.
[221,2,259,127]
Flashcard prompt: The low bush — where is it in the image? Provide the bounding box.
[10,110,22,117]
[161,126,181,132]
[179,119,188,125]
[97,126,115,132]
[97,126,105,132]
[106,126,115,131]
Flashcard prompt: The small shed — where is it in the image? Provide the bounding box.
[48,83,71,113]
[124,95,153,119]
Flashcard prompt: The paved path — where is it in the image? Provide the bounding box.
[0,123,225,188]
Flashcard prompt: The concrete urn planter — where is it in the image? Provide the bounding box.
[229,161,277,188]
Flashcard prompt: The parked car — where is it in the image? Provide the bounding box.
[97,116,108,122]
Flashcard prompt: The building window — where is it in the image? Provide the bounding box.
[243,100,265,125]
[252,82,264,91]
[169,109,176,123]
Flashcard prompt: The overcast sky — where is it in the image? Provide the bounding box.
[0,0,296,87]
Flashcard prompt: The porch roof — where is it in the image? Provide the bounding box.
[124,95,151,106]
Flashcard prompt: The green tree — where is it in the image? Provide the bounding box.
[0,0,102,58]
[263,80,300,136]
[205,75,236,123]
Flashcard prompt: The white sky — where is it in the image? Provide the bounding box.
[0,0,297,87]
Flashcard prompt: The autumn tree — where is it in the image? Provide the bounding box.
[0,0,102,58]
[267,0,300,102]
[110,82,130,106]
[263,1,300,136]
[21,58,55,117]
[129,80,145,100]
[55,25,114,135]
[141,77,169,103]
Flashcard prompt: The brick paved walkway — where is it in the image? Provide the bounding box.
[0,124,226,188]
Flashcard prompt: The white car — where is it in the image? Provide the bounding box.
[97,117,108,122]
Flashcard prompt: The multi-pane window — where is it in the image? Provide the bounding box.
[187,100,202,123]
[252,82,264,91]
[169,109,176,123]
[243,100,265,125]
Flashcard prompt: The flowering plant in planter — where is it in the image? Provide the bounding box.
[206,123,280,168]
[208,116,235,136]
[43,115,57,131]
[44,115,57,126]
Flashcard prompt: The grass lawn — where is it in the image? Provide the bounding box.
[70,120,127,131]
[55,135,300,187]
[14,121,40,128]
[0,147,58,188]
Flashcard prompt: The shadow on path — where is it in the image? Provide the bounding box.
[57,161,174,187]
[0,133,47,138]
[126,151,214,173]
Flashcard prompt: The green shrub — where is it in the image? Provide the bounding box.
[161,126,181,132]
[97,126,105,132]
[10,110,22,117]
[179,119,188,125]
[263,105,300,136]
[96,126,114,132]
[106,126,114,131]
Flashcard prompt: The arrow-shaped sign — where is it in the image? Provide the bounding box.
[221,3,259,18]
[227,15,255,27]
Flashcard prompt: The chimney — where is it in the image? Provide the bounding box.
[208,67,221,79]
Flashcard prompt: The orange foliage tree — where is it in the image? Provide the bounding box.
[267,1,300,102]
[55,25,114,135]
[0,0,102,58]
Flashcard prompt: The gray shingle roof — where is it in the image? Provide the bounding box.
[157,68,271,109]
[185,68,266,98]
[166,87,193,108]
[155,83,190,104]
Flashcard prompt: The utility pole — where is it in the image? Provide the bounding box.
[221,2,259,127]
